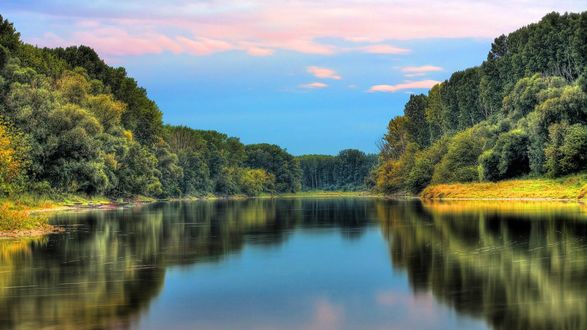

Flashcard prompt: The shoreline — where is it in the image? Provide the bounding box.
[3,190,586,239]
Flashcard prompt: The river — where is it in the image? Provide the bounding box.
[1,198,586,329]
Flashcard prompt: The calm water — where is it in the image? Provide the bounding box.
[1,199,587,330]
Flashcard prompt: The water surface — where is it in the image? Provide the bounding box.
[1,198,587,329]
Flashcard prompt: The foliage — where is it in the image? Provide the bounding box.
[244,144,301,193]
[0,118,28,195]
[298,150,377,191]
[545,123,587,177]
[479,130,530,181]
[237,168,275,196]
[376,11,587,194]
[0,14,316,201]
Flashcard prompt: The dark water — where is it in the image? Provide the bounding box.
[1,199,587,330]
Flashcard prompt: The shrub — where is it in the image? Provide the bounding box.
[432,126,488,184]
[478,150,501,181]
[545,123,587,177]
[406,138,448,193]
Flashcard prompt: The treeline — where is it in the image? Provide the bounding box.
[0,15,301,198]
[376,12,587,194]
[298,149,377,191]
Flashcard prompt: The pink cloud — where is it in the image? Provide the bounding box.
[18,1,586,57]
[401,65,443,73]
[369,80,440,93]
[176,36,233,55]
[307,66,341,80]
[300,82,328,89]
[244,45,274,56]
[359,44,410,54]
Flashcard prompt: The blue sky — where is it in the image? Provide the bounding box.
[2,1,586,154]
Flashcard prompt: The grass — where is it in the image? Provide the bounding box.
[421,173,587,200]
[0,193,156,234]
[0,203,48,232]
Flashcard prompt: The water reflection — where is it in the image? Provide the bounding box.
[0,198,586,329]
[0,199,375,330]
[378,200,587,330]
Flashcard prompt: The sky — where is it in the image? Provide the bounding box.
[2,1,587,155]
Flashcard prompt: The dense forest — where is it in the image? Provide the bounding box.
[376,12,587,194]
[0,16,306,198]
[298,149,377,191]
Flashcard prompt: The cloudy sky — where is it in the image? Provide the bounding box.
[2,1,586,154]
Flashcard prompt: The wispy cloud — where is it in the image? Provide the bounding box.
[401,65,443,73]
[243,45,274,56]
[400,65,443,77]
[11,0,585,57]
[307,66,342,80]
[369,80,440,93]
[300,82,328,89]
[359,44,410,54]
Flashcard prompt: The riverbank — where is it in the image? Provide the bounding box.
[421,173,587,200]
[0,194,158,238]
[0,191,377,237]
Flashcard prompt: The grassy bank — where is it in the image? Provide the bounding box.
[0,194,156,237]
[421,173,587,200]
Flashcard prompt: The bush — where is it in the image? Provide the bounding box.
[478,150,500,181]
[545,123,587,177]
[406,138,448,193]
[432,126,488,184]
[478,130,530,181]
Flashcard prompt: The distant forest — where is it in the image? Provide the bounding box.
[0,15,375,198]
[298,150,377,191]
[376,12,587,194]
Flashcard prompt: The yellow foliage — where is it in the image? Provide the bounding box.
[0,121,23,191]
[123,130,133,141]
[56,70,91,104]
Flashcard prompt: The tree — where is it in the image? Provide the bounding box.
[0,118,28,195]
[432,126,488,184]
[380,116,410,160]
[404,94,429,147]
[545,123,587,177]
[237,168,275,196]
[479,130,530,181]
[245,144,302,193]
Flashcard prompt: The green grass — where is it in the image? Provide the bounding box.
[421,173,587,200]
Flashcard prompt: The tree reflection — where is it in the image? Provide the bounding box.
[377,200,587,330]
[0,198,376,329]
[4,198,586,330]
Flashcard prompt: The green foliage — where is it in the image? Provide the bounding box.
[380,116,410,160]
[406,138,448,193]
[244,144,301,193]
[237,168,275,196]
[298,149,377,191]
[545,123,587,177]
[404,94,429,147]
[376,12,587,193]
[479,130,530,181]
[0,16,311,200]
[432,127,488,184]
[503,74,567,119]
[376,143,418,194]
